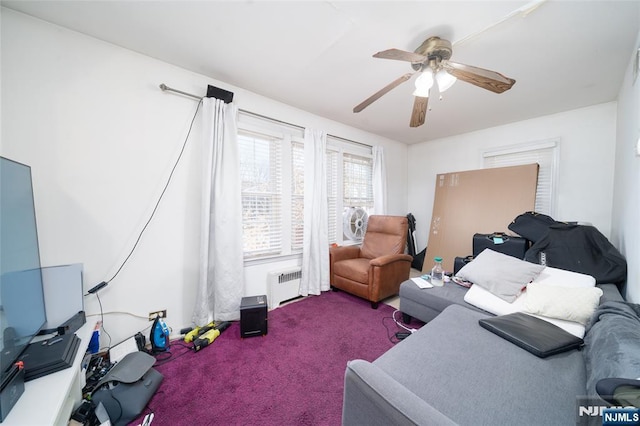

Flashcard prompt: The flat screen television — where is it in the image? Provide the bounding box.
[0,156,47,383]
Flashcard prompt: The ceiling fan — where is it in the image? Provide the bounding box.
[353,36,516,128]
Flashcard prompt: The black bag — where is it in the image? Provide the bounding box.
[472,232,529,259]
[412,248,426,271]
[524,224,627,285]
[406,213,417,257]
[508,211,560,243]
[454,255,473,275]
[91,352,163,426]
[406,213,426,270]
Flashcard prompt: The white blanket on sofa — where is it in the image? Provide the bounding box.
[464,266,595,338]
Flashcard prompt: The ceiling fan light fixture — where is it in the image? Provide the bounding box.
[413,69,433,97]
[412,87,430,97]
[435,69,457,92]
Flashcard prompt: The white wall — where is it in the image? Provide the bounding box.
[407,103,617,254]
[1,9,408,345]
[612,29,640,303]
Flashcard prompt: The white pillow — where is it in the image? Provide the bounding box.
[464,284,587,338]
[463,266,597,338]
[525,283,603,325]
[456,249,544,302]
[528,266,596,288]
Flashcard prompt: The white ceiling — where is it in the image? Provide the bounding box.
[2,1,639,144]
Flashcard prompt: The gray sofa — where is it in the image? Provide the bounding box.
[342,280,633,425]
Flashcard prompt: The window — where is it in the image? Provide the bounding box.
[341,152,374,242]
[238,113,372,260]
[239,132,282,258]
[325,137,374,244]
[483,139,559,216]
[342,153,374,210]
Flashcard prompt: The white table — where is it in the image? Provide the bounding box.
[3,321,96,425]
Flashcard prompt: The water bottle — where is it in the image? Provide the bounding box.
[431,257,444,286]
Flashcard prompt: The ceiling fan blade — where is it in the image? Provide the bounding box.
[353,73,414,113]
[410,96,428,128]
[443,61,516,94]
[373,48,426,63]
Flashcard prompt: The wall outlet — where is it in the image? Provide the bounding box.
[148,310,167,321]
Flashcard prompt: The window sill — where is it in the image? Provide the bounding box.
[242,241,361,267]
[243,252,302,267]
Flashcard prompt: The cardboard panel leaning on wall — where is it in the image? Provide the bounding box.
[423,163,539,273]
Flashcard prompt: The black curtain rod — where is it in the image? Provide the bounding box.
[159,83,372,149]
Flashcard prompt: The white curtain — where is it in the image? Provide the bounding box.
[300,128,330,296]
[193,98,244,325]
[372,145,387,215]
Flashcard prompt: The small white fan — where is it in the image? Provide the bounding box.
[343,207,369,241]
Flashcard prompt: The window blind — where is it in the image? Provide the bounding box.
[326,149,339,244]
[343,153,374,209]
[483,140,558,216]
[239,132,282,258]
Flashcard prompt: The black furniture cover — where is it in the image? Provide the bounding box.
[524,224,627,286]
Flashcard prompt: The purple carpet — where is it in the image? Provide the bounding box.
[131,291,408,425]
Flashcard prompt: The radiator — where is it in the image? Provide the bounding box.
[268,267,302,309]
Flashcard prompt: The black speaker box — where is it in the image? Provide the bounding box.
[240,295,268,338]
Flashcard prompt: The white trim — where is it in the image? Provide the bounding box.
[327,135,372,157]
[238,121,305,145]
[482,138,558,158]
[238,121,284,139]
[243,253,302,266]
[238,110,304,138]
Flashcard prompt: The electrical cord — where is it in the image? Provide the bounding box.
[84,98,203,296]
[85,311,150,321]
[381,311,417,344]
[87,314,154,357]
[152,351,173,363]
[110,325,152,349]
[392,309,418,334]
[152,342,194,367]
[382,316,403,344]
[84,99,203,356]
[380,310,421,344]
[95,291,112,352]
[104,99,203,285]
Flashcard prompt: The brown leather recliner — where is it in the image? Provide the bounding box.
[329,215,413,308]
